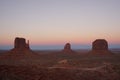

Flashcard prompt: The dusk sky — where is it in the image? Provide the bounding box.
[0,0,120,50]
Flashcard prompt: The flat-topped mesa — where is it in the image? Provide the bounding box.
[63,43,73,53]
[6,37,37,56]
[91,39,113,54]
[14,37,30,50]
[92,39,108,51]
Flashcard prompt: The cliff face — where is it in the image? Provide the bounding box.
[63,43,73,53]
[90,39,113,54]
[0,37,38,58]
[8,37,33,55]
[14,37,30,50]
[92,39,108,51]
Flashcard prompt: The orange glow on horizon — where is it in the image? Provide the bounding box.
[0,36,120,46]
[28,37,93,45]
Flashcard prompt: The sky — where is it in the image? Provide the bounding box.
[0,0,120,50]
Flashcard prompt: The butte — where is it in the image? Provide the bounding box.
[4,37,38,58]
[89,39,113,55]
[62,43,74,53]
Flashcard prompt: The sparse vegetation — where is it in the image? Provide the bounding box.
[0,50,120,80]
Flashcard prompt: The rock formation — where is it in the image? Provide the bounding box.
[63,43,73,53]
[14,37,30,50]
[2,37,38,58]
[92,39,108,51]
[90,39,112,54]
[9,37,33,55]
[14,37,29,49]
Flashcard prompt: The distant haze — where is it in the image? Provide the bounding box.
[0,44,119,50]
[0,0,120,49]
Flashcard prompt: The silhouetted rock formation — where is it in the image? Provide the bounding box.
[90,39,113,54]
[63,43,73,53]
[9,37,33,54]
[92,39,108,51]
[0,37,39,59]
[14,37,30,50]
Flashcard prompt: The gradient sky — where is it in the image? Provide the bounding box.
[0,0,120,50]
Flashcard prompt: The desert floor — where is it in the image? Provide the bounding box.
[0,49,120,80]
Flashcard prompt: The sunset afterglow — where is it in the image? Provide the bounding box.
[0,0,120,50]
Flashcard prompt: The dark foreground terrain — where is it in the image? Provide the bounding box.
[0,64,120,80]
[0,50,120,80]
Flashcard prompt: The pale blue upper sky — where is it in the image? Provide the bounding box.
[0,0,120,50]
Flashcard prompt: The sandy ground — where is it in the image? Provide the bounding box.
[0,49,120,80]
